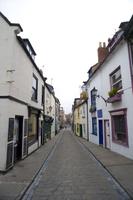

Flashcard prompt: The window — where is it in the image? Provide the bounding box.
[78,108,80,118]
[32,75,38,101]
[110,109,128,146]
[28,113,38,144]
[42,86,44,105]
[91,88,96,107]
[110,67,122,90]
[92,117,97,135]
[82,105,85,117]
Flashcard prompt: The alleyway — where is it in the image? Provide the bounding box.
[22,129,130,200]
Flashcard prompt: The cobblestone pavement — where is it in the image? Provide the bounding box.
[23,130,130,200]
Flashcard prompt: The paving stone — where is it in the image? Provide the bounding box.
[28,130,130,200]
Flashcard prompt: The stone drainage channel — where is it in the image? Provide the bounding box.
[18,132,132,200]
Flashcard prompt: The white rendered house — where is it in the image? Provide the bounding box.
[0,12,46,171]
[87,17,133,159]
[44,83,56,139]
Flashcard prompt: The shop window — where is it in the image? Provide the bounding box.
[92,117,97,135]
[28,113,38,144]
[32,75,38,101]
[110,67,122,91]
[110,109,128,146]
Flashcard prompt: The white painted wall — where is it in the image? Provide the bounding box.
[0,15,45,170]
[87,40,133,159]
[0,14,44,109]
[45,86,56,138]
[0,99,28,171]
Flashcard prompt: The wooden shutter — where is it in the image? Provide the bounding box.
[6,143,13,169]
[6,118,14,169]
[8,118,14,141]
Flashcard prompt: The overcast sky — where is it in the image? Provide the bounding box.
[0,0,133,113]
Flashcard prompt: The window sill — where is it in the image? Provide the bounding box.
[112,139,129,147]
[28,138,38,147]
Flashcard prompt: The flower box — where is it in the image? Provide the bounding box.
[107,93,122,103]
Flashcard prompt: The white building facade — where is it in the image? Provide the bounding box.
[0,12,46,171]
[87,18,133,159]
[44,83,56,139]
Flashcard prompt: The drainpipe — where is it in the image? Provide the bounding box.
[43,78,47,144]
[86,98,89,141]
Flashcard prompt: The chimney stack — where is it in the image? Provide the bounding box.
[98,42,108,63]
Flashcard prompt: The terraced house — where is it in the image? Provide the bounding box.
[73,14,133,160]
[73,94,88,140]
[0,12,60,171]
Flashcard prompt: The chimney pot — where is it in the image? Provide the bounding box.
[99,42,102,47]
[97,42,108,63]
[103,42,106,48]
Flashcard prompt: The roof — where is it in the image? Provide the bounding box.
[17,36,46,82]
[73,98,87,110]
[45,83,56,100]
[46,83,54,94]
[86,15,133,82]
[87,24,128,82]
[55,97,60,104]
[23,38,36,56]
[0,12,23,32]
[124,15,133,38]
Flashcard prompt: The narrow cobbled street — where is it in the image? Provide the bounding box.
[22,129,129,200]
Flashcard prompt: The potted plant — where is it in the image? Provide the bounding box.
[107,88,122,103]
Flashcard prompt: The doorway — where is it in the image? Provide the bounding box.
[104,120,111,149]
[80,124,83,137]
[14,116,23,162]
[99,120,103,145]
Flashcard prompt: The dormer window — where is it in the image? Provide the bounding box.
[23,39,36,61]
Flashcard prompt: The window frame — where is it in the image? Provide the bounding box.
[42,85,44,105]
[110,108,128,147]
[110,66,122,91]
[28,112,39,145]
[31,74,38,102]
[92,117,97,135]
[91,89,96,107]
